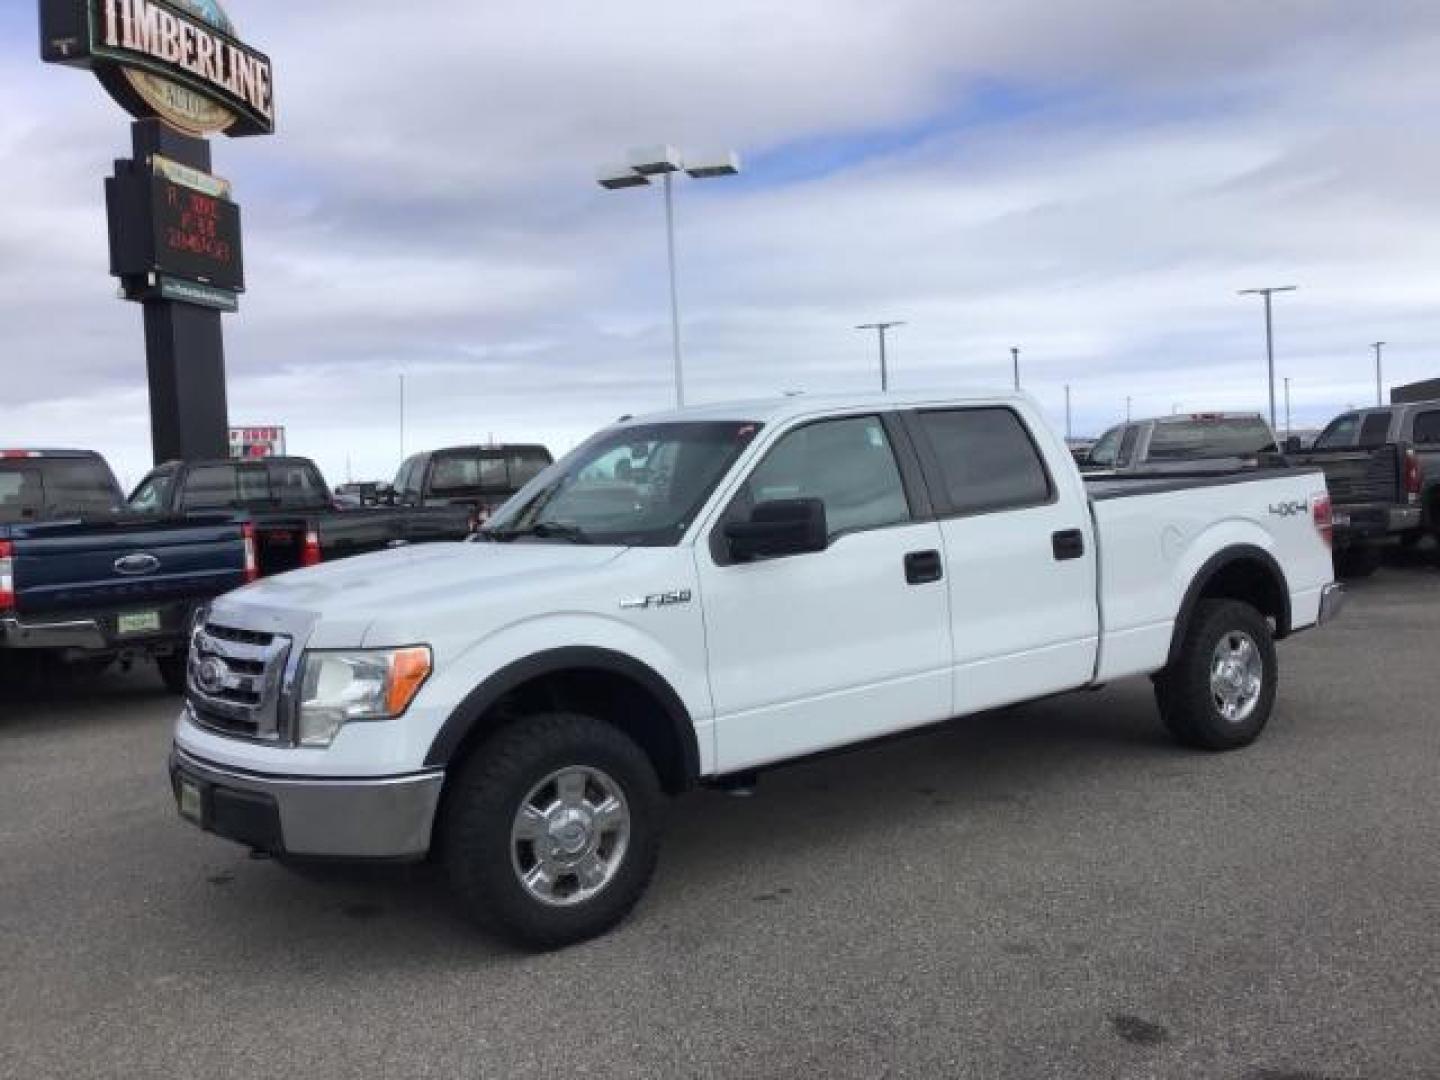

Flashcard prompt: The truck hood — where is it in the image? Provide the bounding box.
[215,541,626,637]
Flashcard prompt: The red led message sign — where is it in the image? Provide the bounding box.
[148,176,244,291]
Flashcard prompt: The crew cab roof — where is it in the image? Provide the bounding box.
[0,448,103,459]
[621,388,1033,427]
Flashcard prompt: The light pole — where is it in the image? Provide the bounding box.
[1125,395,1132,422]
[1371,341,1386,406]
[856,321,905,391]
[597,146,741,408]
[1283,377,1291,440]
[1011,346,1020,390]
[1238,285,1297,434]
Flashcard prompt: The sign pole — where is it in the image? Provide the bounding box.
[131,120,230,462]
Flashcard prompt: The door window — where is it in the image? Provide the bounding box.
[128,471,175,513]
[1087,425,1122,468]
[1413,411,1440,445]
[1314,414,1359,449]
[740,415,910,538]
[915,408,1053,516]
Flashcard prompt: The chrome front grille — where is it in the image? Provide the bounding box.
[187,621,293,742]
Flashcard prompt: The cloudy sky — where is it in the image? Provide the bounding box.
[4,1,1440,487]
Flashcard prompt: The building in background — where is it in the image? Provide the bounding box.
[1391,378,1440,404]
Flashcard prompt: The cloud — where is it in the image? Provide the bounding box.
[3,0,1440,485]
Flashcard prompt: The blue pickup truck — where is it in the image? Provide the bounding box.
[1,449,252,691]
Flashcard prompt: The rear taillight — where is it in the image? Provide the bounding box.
[241,523,258,584]
[302,528,322,567]
[1404,449,1421,503]
[0,540,14,612]
[1311,493,1333,549]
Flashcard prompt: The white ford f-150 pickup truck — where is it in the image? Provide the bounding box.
[170,391,1344,947]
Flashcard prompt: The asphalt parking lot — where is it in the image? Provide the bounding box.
[3,557,1439,1079]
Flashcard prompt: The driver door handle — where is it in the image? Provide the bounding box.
[904,549,943,584]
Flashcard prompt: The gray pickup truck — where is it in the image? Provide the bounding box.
[1286,402,1440,575]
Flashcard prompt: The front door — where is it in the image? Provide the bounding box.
[697,413,952,773]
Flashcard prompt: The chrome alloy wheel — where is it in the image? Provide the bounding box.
[1210,630,1263,724]
[510,766,631,906]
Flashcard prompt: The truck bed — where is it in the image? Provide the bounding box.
[1085,465,1323,501]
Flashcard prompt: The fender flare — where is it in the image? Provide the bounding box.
[422,646,700,781]
[1166,544,1292,666]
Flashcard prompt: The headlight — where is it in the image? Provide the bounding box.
[297,646,432,747]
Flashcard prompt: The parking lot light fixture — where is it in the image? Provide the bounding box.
[856,321,905,391]
[1238,285,1298,434]
[1371,342,1386,406]
[598,146,742,408]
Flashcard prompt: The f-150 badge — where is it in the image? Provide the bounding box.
[619,589,693,610]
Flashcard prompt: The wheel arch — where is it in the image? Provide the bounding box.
[423,647,700,795]
[1166,545,1292,667]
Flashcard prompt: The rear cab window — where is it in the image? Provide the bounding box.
[181,465,238,509]
[1,457,121,522]
[1145,416,1275,461]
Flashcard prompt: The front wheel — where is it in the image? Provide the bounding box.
[441,712,662,950]
[1155,599,1277,750]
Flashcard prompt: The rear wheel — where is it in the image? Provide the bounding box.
[1155,599,1277,750]
[441,712,662,950]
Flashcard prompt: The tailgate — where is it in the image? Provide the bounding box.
[9,517,247,617]
[1289,446,1401,506]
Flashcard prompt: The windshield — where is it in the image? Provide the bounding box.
[1087,425,1123,467]
[1146,417,1276,460]
[485,421,761,546]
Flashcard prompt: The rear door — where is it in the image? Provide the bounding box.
[699,412,951,772]
[904,406,1099,714]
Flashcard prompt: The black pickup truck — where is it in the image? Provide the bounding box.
[1,449,251,689]
[392,443,553,523]
[128,456,475,577]
[1285,403,1440,575]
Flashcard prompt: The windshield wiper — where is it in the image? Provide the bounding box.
[486,521,591,544]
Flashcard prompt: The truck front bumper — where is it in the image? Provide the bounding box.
[169,746,444,860]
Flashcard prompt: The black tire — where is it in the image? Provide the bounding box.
[156,655,188,695]
[441,712,662,950]
[1333,545,1380,579]
[1154,599,1277,751]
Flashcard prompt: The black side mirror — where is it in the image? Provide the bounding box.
[724,498,827,561]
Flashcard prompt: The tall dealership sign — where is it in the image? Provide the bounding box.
[40,0,273,463]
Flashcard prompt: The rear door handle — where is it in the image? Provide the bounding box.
[904,549,943,584]
[1052,529,1085,561]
